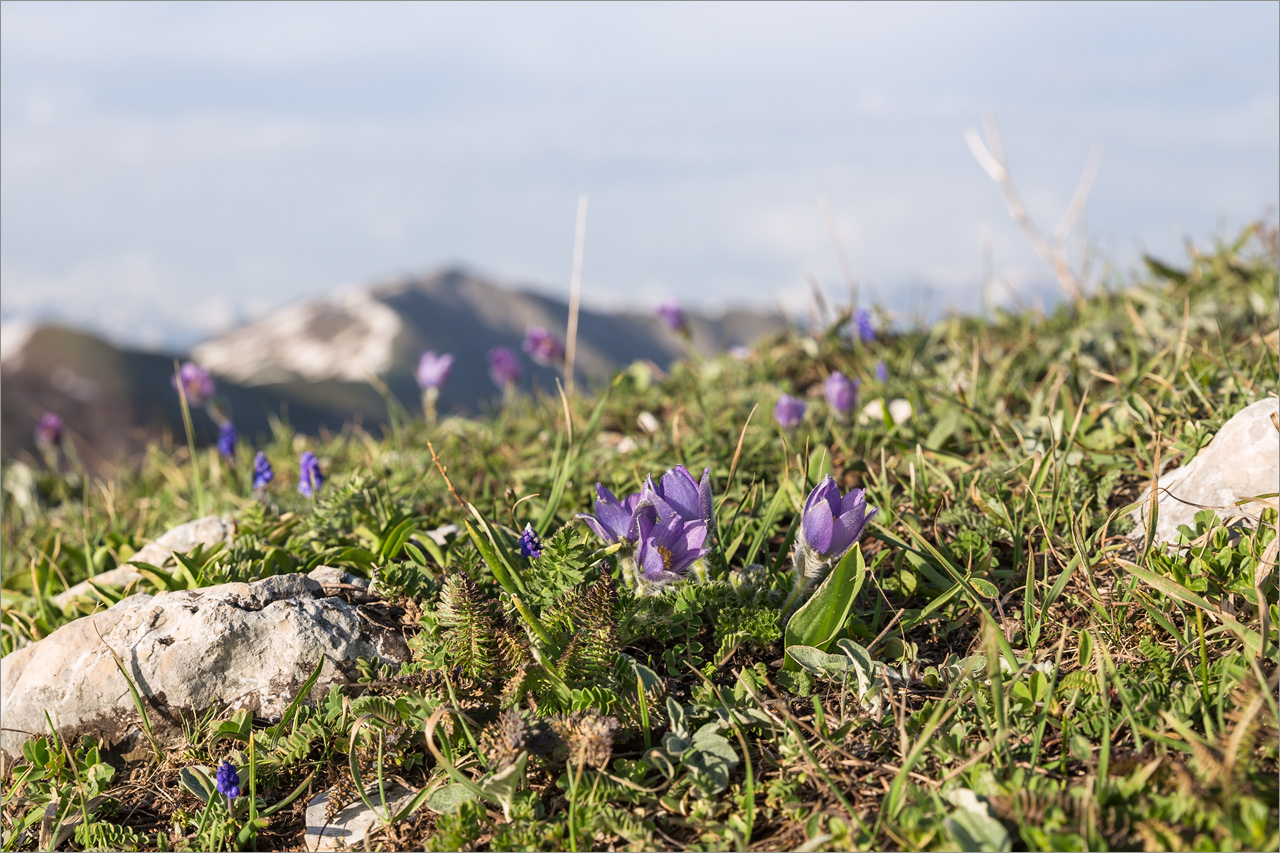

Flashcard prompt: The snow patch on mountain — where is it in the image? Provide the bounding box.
[192,291,402,385]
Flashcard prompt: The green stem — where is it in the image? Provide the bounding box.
[511,596,555,649]
[174,362,207,518]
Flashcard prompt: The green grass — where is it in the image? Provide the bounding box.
[2,224,1277,851]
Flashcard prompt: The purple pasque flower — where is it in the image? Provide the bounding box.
[173,362,215,406]
[640,465,714,529]
[824,372,858,415]
[655,298,687,334]
[800,475,876,565]
[634,512,708,587]
[519,524,542,559]
[577,483,645,545]
[875,360,888,383]
[416,351,454,390]
[487,346,522,387]
[298,451,324,498]
[217,421,238,459]
[215,760,241,801]
[854,308,874,343]
[774,394,807,429]
[35,412,63,447]
[252,451,274,491]
[522,327,565,366]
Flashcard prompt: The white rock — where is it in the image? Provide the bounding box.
[53,516,235,608]
[1130,397,1280,545]
[1,574,409,762]
[304,784,417,852]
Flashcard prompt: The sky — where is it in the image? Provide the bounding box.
[2,1,1277,351]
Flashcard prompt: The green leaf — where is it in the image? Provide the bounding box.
[969,578,999,599]
[785,645,852,676]
[784,544,866,670]
[179,766,214,804]
[425,783,478,815]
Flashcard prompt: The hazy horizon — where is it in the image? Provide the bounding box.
[3,1,1277,351]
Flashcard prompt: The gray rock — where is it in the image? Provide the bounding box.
[53,515,235,608]
[304,784,417,852]
[307,566,371,590]
[1,574,409,763]
[1130,398,1280,545]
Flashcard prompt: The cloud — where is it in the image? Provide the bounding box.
[0,2,1275,346]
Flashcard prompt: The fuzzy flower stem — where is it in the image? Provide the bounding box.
[421,386,439,427]
[173,360,207,518]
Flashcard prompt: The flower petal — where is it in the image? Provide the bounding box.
[575,513,613,543]
[803,498,835,554]
[697,466,714,526]
[658,466,702,521]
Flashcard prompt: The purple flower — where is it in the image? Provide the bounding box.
[298,451,324,498]
[217,421,238,459]
[173,362,215,406]
[215,761,241,801]
[252,451,274,491]
[519,524,543,559]
[655,298,687,334]
[522,327,565,366]
[729,345,750,360]
[35,412,63,447]
[774,394,807,429]
[635,513,708,586]
[487,347,523,387]
[577,483,646,544]
[640,465,714,529]
[824,372,858,415]
[854,309,874,344]
[875,360,888,383]
[801,475,877,561]
[416,351,454,390]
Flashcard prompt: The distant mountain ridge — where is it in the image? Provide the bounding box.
[2,268,784,468]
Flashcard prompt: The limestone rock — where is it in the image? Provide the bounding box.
[1130,397,1280,545]
[53,515,235,608]
[304,784,417,852]
[1,574,409,762]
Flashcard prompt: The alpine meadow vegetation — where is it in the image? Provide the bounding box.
[2,225,1277,851]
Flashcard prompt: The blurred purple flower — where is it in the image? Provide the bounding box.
[217,421,238,459]
[487,347,523,387]
[173,362,215,406]
[774,394,807,429]
[801,475,876,562]
[655,298,688,334]
[635,512,708,587]
[640,465,714,529]
[854,309,874,343]
[728,345,750,360]
[252,451,274,491]
[824,372,858,415]
[875,360,888,382]
[215,761,241,801]
[416,351,454,390]
[518,524,543,559]
[577,483,646,544]
[35,412,63,447]
[522,327,565,366]
[298,451,324,498]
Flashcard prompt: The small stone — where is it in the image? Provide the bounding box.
[304,784,416,852]
[53,515,234,608]
[1130,398,1280,545]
